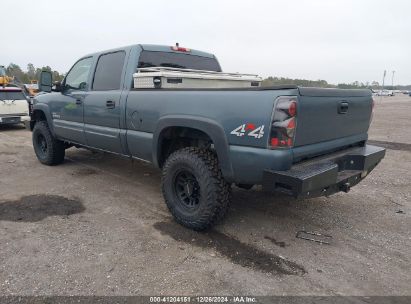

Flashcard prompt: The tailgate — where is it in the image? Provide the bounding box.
[0,100,29,116]
[294,87,373,147]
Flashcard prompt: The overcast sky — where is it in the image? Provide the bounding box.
[3,0,410,84]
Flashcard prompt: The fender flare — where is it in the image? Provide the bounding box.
[31,104,55,135]
[153,115,234,181]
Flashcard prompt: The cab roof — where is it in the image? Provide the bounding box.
[83,44,216,59]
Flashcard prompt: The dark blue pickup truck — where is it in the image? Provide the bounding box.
[31,44,385,230]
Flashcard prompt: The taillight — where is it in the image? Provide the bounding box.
[269,96,298,148]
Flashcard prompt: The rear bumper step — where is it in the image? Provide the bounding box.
[262,145,385,198]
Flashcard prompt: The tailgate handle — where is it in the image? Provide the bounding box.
[338,101,349,114]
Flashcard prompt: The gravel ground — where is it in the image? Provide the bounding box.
[0,95,410,296]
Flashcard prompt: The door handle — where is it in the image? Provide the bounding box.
[106,100,115,109]
[75,99,82,105]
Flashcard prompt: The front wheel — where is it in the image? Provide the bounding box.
[32,121,65,165]
[161,147,231,231]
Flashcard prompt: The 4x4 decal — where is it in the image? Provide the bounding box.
[230,123,265,139]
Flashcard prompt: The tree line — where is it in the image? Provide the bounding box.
[262,76,411,90]
[3,62,410,90]
[4,63,64,84]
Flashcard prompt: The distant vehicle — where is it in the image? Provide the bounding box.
[0,87,30,126]
[371,89,380,97]
[376,90,394,96]
[24,80,40,97]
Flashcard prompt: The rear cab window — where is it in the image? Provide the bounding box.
[137,51,221,72]
[0,90,26,101]
[93,51,126,90]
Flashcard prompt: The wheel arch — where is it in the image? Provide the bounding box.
[153,115,234,181]
[30,104,55,135]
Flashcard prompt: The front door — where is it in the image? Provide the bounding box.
[51,57,93,145]
[83,51,126,154]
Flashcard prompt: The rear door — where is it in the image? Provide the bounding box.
[83,51,126,153]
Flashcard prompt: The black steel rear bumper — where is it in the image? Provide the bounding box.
[262,145,385,198]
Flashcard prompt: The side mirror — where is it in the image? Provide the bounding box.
[39,70,52,93]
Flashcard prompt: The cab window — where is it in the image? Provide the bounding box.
[65,57,93,90]
[92,51,126,90]
[138,51,221,72]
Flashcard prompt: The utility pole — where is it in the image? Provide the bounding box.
[391,70,395,89]
[381,70,386,101]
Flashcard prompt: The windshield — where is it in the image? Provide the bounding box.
[0,91,26,101]
[138,51,221,72]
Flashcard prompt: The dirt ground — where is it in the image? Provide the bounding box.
[0,95,410,296]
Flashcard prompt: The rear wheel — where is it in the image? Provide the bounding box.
[162,147,231,231]
[32,121,65,165]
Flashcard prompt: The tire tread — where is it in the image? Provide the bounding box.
[32,121,65,166]
[162,147,231,231]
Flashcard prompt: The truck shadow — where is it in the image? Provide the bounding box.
[226,185,347,236]
[64,149,339,231]
[154,220,306,276]
[231,187,305,218]
[62,149,345,268]
[0,194,85,222]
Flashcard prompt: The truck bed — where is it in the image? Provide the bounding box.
[125,86,372,183]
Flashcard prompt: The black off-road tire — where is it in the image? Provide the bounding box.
[32,121,65,165]
[161,147,231,231]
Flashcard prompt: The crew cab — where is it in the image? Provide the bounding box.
[31,44,385,230]
[0,86,30,126]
